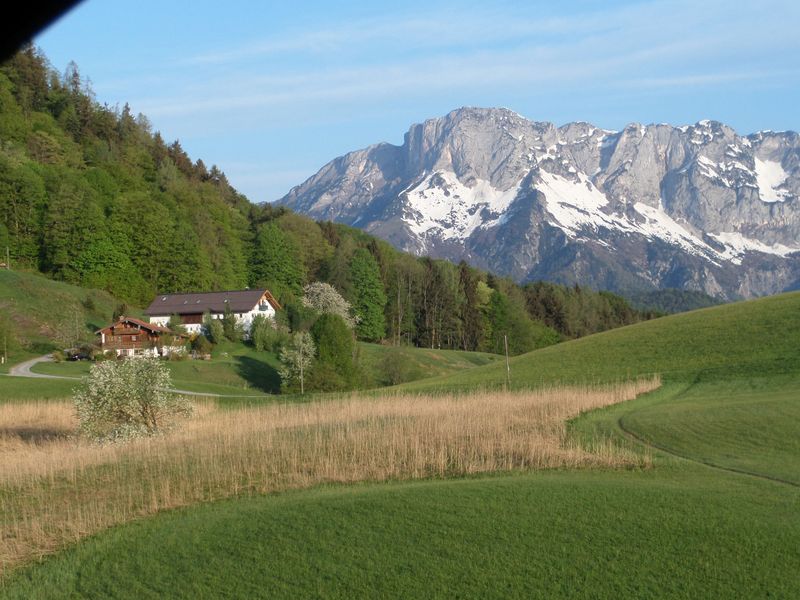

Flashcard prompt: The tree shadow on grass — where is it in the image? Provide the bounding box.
[0,426,72,443]
[234,355,281,394]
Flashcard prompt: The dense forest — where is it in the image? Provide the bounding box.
[0,46,659,357]
[626,289,721,315]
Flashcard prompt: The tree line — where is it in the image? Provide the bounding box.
[0,47,658,357]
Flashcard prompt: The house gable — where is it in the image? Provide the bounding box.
[95,316,186,357]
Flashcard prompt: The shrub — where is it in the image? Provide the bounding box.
[304,362,346,392]
[51,350,65,363]
[81,295,97,312]
[203,313,224,344]
[167,313,187,335]
[250,314,273,352]
[167,349,188,361]
[74,357,192,442]
[310,313,358,390]
[221,304,244,342]
[380,347,413,385]
[192,334,213,355]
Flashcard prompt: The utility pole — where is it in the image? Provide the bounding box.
[504,334,511,389]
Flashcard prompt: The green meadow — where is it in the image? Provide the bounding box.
[27,339,500,398]
[2,292,799,598]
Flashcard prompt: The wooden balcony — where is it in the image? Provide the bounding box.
[101,341,155,350]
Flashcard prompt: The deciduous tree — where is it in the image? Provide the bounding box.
[278,331,315,394]
[74,358,191,442]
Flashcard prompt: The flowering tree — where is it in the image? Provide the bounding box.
[74,357,191,441]
[278,331,316,394]
[302,282,358,329]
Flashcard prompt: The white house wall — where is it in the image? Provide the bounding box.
[148,302,276,337]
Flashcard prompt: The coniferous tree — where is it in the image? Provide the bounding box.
[349,248,387,342]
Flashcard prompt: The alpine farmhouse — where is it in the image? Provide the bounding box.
[96,316,187,357]
[144,289,281,335]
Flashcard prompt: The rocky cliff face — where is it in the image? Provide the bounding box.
[277,107,800,299]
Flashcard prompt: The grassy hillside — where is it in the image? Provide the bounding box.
[29,340,500,398]
[358,342,499,387]
[398,291,800,392]
[3,289,799,597]
[0,269,127,371]
[616,377,800,483]
[5,467,798,599]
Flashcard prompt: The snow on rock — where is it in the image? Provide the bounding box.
[402,170,521,240]
[401,164,794,268]
[632,202,715,259]
[536,170,715,261]
[708,231,800,265]
[696,155,724,182]
[754,157,791,202]
[537,171,623,234]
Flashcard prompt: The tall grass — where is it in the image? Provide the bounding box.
[0,378,658,576]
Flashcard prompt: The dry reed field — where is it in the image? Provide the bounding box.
[0,378,659,576]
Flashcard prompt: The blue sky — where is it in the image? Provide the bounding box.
[34,0,800,203]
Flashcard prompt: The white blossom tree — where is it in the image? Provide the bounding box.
[278,331,316,394]
[74,357,191,441]
[302,282,358,329]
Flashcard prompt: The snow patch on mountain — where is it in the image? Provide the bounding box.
[538,171,622,235]
[537,171,716,260]
[754,157,791,202]
[708,231,800,265]
[632,202,714,260]
[402,170,521,241]
[277,107,800,299]
[696,155,725,183]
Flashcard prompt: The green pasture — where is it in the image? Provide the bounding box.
[3,292,800,597]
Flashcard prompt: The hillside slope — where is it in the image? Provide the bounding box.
[5,279,800,598]
[399,290,800,391]
[0,269,125,369]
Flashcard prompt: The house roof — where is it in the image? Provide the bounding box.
[96,316,176,335]
[144,289,280,316]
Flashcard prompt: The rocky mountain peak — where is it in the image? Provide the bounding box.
[277,108,800,299]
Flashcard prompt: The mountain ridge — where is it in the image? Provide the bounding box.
[277,107,800,299]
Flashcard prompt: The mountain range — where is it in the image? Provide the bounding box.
[276,107,800,299]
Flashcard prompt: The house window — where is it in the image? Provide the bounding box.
[132,336,137,342]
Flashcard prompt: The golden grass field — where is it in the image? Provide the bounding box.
[0,378,658,576]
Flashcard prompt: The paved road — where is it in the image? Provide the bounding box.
[8,355,75,379]
[5,354,272,399]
